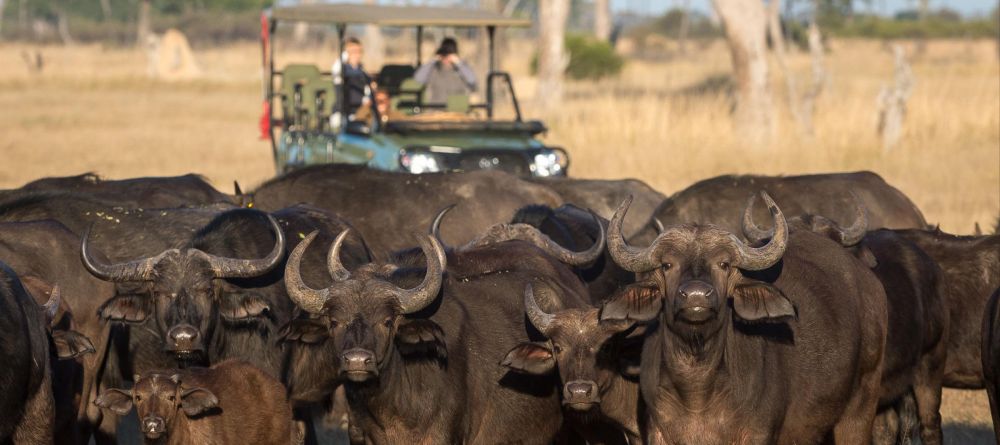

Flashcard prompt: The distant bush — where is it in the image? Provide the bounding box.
[564,34,624,80]
[531,34,625,81]
[829,14,998,39]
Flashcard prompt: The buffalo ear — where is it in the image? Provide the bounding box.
[278,319,328,344]
[51,330,96,359]
[219,293,270,323]
[98,295,149,323]
[94,388,133,416]
[395,319,447,359]
[732,280,796,323]
[180,387,219,417]
[501,342,555,375]
[600,283,663,323]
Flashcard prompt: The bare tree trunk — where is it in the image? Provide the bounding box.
[18,0,26,33]
[918,0,929,20]
[363,0,384,69]
[292,0,313,47]
[0,0,6,36]
[137,0,151,47]
[801,18,826,133]
[594,0,611,41]
[767,0,802,131]
[536,0,569,111]
[55,8,74,46]
[476,0,503,84]
[713,0,774,145]
[100,0,113,22]
[877,44,913,152]
[677,0,691,54]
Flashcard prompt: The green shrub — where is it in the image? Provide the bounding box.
[531,34,625,81]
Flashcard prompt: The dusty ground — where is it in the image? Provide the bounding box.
[0,38,997,441]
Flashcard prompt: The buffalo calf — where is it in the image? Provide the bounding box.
[95,360,299,445]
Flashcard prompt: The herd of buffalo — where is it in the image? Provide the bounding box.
[1,165,998,445]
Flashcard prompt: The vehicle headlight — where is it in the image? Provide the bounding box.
[531,149,568,177]
[400,152,441,174]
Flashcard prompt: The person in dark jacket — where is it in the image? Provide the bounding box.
[414,37,477,104]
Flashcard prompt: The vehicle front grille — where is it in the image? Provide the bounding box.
[454,152,529,175]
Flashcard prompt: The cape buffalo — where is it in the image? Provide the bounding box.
[4,173,233,208]
[502,283,643,444]
[647,171,927,239]
[743,199,949,445]
[601,193,887,444]
[0,265,94,444]
[246,164,563,254]
[527,176,665,238]
[282,232,592,444]
[896,229,999,388]
[0,221,117,444]
[95,360,298,444]
[980,287,1000,441]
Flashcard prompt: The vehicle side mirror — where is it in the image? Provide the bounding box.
[345,120,371,137]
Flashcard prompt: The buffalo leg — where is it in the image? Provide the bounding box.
[831,366,881,444]
[913,361,944,445]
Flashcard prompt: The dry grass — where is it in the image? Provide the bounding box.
[0,37,997,440]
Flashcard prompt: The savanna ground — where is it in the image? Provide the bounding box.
[0,37,997,442]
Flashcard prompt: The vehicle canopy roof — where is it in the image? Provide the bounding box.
[268,3,531,27]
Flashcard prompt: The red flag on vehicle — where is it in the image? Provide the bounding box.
[259,12,272,140]
[259,101,271,140]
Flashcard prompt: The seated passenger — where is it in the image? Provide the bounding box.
[414,37,477,104]
[354,89,406,124]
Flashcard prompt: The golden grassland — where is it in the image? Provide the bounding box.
[0,38,997,440]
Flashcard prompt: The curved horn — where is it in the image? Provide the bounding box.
[608,196,661,273]
[741,193,772,244]
[829,192,868,246]
[81,225,163,282]
[284,231,330,314]
[523,283,555,334]
[732,192,788,271]
[652,218,665,235]
[197,214,286,278]
[466,214,605,267]
[43,285,61,323]
[429,204,456,242]
[394,235,446,314]
[327,229,352,282]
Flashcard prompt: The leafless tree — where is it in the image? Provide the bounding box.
[364,0,384,68]
[677,0,691,54]
[100,0,113,22]
[594,0,611,41]
[137,0,152,47]
[877,44,913,152]
[768,0,825,137]
[713,0,774,144]
[536,0,570,111]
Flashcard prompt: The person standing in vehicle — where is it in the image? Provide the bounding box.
[414,37,477,104]
[339,37,372,115]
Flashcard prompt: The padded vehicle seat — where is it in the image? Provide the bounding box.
[377,64,417,96]
[279,64,322,125]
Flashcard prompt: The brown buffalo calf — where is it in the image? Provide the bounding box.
[95,360,299,445]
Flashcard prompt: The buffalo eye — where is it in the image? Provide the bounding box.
[328,319,339,328]
[135,395,142,402]
[383,317,394,327]
[663,263,672,270]
[167,395,175,402]
[718,261,730,270]
[553,344,562,354]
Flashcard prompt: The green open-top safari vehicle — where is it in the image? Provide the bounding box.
[260,3,569,176]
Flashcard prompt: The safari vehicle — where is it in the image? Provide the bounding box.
[260,3,569,176]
